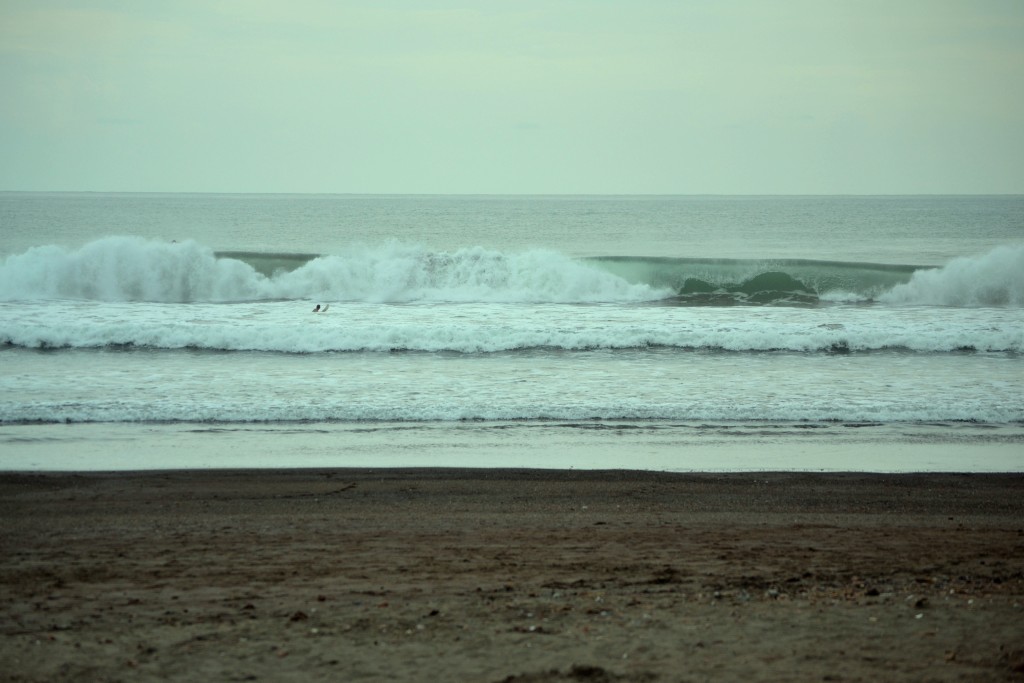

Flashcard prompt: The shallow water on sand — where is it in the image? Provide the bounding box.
[3,420,1022,472]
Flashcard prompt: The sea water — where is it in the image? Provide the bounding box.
[1,194,1022,471]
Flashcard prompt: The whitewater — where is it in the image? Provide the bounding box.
[3,236,1023,308]
[1,194,1022,471]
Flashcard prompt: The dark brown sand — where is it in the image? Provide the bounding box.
[1,469,1023,682]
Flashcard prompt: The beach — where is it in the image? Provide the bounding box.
[2,469,1022,682]
[3,3,1023,679]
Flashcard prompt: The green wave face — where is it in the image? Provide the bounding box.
[215,251,319,277]
[588,256,925,305]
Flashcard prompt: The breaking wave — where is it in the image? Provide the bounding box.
[0,237,665,304]
[879,244,1024,307]
[0,236,1021,307]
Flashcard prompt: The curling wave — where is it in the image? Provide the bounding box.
[590,245,1024,307]
[1,237,1022,307]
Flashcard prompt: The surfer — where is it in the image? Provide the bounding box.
[312,304,329,313]
[312,304,320,313]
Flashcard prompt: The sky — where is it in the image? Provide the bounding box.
[1,0,1022,194]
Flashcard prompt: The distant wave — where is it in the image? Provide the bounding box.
[1,236,1022,307]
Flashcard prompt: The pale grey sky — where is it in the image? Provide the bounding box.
[1,1,1022,194]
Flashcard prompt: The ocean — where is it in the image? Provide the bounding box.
[1,193,1022,472]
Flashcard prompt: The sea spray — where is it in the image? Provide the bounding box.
[0,237,272,303]
[880,244,1024,307]
[0,238,667,304]
[2,236,1022,308]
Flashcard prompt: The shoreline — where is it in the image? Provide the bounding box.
[4,421,1024,474]
[3,469,1023,681]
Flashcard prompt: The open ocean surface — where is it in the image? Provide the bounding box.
[1,193,1022,471]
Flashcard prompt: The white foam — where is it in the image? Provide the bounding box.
[880,244,1024,307]
[0,237,668,304]
[0,237,274,303]
[2,297,1022,354]
[5,237,1022,308]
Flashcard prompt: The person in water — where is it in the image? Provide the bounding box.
[312,304,329,313]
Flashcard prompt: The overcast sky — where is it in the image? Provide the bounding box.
[1,1,1022,194]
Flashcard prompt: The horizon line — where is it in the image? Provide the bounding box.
[2,190,1023,198]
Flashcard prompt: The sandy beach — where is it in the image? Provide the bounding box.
[2,469,1023,682]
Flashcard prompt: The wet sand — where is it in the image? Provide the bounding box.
[2,469,1023,682]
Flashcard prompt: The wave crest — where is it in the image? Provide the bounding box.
[0,237,666,304]
[0,237,271,303]
[3,237,1021,307]
[880,244,1024,307]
